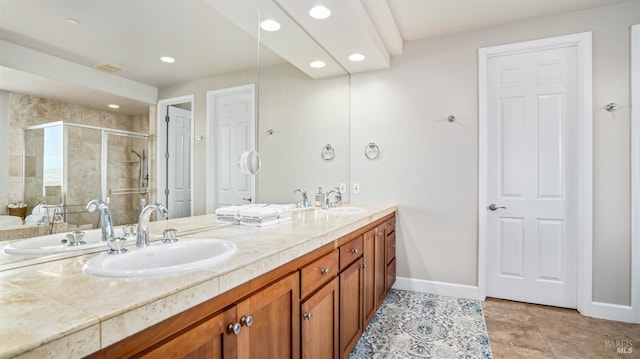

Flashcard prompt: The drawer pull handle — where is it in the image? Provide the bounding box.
[320,268,330,275]
[351,248,358,254]
[240,315,254,327]
[303,312,313,320]
[376,231,383,238]
[228,322,241,335]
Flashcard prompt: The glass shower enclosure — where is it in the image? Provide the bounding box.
[23,121,150,229]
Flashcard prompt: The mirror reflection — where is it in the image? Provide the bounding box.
[0,0,350,269]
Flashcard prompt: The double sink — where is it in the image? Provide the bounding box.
[3,206,367,277]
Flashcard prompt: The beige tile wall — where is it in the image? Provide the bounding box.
[2,92,153,236]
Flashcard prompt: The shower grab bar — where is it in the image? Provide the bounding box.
[108,187,149,195]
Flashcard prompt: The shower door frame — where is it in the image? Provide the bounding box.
[23,121,150,222]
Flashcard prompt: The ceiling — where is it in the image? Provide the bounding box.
[0,0,631,114]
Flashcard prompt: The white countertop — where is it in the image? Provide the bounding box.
[0,203,396,358]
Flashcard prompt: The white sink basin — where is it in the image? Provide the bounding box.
[3,229,115,255]
[324,206,367,215]
[83,238,237,277]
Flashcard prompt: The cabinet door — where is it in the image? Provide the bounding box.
[138,307,237,359]
[387,258,397,292]
[236,272,300,359]
[301,277,339,359]
[374,225,387,307]
[362,229,376,325]
[386,231,396,265]
[339,258,363,359]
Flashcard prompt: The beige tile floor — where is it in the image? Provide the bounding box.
[482,298,640,359]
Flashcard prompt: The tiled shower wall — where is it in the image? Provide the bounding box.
[3,92,152,229]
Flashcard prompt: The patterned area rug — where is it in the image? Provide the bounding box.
[350,289,493,359]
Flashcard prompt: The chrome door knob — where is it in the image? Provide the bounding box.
[240,315,254,327]
[228,322,242,335]
[303,312,313,320]
[487,204,507,211]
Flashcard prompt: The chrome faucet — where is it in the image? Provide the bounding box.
[323,187,343,209]
[136,203,169,248]
[86,199,115,243]
[294,189,310,208]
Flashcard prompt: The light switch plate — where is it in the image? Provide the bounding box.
[353,183,360,194]
[339,183,346,193]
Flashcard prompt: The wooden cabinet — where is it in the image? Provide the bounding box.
[92,212,396,359]
[236,273,300,359]
[362,230,376,325]
[301,250,339,298]
[139,307,237,359]
[339,235,363,270]
[301,277,339,359]
[339,257,364,358]
[386,217,397,290]
[137,273,299,359]
[374,225,387,307]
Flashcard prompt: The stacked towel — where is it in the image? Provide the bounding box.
[25,204,48,225]
[239,204,292,227]
[215,204,293,227]
[214,204,259,224]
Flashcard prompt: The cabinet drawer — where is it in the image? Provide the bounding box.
[339,235,363,270]
[386,258,396,292]
[386,217,396,234]
[386,231,396,265]
[301,249,339,298]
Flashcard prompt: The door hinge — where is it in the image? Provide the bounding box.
[165,152,170,159]
[165,115,170,123]
[164,188,170,196]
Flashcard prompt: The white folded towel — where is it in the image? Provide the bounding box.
[239,204,292,219]
[31,204,46,216]
[25,214,47,225]
[215,205,250,216]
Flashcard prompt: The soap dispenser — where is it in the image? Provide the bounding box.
[315,187,324,207]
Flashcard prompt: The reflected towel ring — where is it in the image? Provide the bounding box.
[364,142,380,160]
[321,144,335,160]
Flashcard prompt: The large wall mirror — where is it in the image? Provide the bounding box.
[0,0,350,269]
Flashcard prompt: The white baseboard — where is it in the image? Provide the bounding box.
[582,301,639,324]
[393,276,483,301]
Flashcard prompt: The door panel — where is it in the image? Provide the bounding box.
[236,272,299,359]
[486,45,578,308]
[167,105,191,219]
[301,277,338,359]
[138,307,236,359]
[214,90,253,207]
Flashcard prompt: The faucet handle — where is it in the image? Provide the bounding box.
[107,237,128,255]
[162,229,178,244]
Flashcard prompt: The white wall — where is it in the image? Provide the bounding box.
[0,90,8,208]
[351,1,640,306]
[257,64,350,204]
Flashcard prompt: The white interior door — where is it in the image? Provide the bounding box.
[486,45,578,308]
[167,105,191,218]
[210,86,255,208]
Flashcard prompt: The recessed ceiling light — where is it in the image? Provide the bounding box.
[310,60,326,68]
[309,5,331,19]
[160,56,175,63]
[260,19,281,32]
[108,104,120,109]
[66,18,80,25]
[349,53,366,62]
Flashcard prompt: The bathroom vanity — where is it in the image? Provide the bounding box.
[0,203,396,358]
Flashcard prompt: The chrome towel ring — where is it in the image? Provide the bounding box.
[364,142,380,160]
[321,144,335,160]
